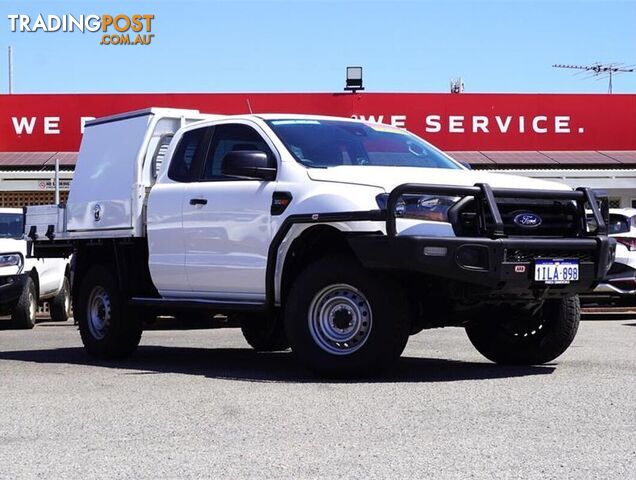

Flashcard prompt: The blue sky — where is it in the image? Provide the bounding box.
[0,0,634,94]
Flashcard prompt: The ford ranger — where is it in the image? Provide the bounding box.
[25,108,614,375]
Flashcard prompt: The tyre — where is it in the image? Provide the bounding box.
[76,265,142,359]
[49,276,71,322]
[284,255,410,377]
[465,296,581,365]
[240,313,289,352]
[11,277,38,329]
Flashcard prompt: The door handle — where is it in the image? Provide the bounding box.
[189,198,208,206]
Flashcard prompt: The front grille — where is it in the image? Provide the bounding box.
[504,248,594,263]
[496,198,580,237]
[453,197,582,237]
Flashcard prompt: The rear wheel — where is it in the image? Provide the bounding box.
[284,255,410,377]
[50,276,71,322]
[240,313,289,352]
[76,265,142,358]
[11,277,38,329]
[465,296,580,365]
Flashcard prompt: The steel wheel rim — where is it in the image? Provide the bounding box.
[87,286,111,340]
[308,283,372,355]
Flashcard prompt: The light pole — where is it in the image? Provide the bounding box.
[8,46,13,94]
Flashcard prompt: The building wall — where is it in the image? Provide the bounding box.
[0,170,72,207]
[0,190,68,208]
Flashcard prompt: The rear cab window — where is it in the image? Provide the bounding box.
[167,127,209,182]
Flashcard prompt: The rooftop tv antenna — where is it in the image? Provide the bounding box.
[552,62,635,93]
[450,77,464,93]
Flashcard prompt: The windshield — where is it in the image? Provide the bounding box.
[0,213,24,239]
[267,119,461,169]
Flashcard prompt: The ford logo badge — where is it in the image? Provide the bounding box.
[513,212,542,228]
[93,204,102,222]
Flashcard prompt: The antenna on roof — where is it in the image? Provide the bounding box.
[246,98,253,114]
[552,62,635,93]
[450,77,464,93]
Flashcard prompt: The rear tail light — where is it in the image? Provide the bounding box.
[614,236,636,251]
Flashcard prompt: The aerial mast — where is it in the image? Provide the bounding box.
[552,63,635,93]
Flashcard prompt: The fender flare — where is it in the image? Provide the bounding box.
[264,210,385,307]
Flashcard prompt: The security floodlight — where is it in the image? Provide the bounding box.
[345,66,364,92]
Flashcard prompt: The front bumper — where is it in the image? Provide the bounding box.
[265,182,613,307]
[348,235,614,297]
[0,273,28,311]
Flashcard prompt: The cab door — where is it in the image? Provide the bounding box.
[182,121,278,301]
[37,258,67,297]
[147,125,212,296]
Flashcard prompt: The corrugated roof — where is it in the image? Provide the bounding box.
[1,151,635,168]
[540,151,620,165]
[447,151,636,167]
[445,151,494,165]
[0,152,56,166]
[0,152,77,168]
[599,151,636,164]
[45,152,78,166]
[478,151,557,165]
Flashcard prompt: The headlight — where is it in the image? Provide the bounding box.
[376,194,459,222]
[0,253,22,268]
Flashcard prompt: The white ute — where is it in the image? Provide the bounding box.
[25,108,615,376]
[0,208,71,328]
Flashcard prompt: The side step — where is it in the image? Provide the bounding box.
[129,297,268,313]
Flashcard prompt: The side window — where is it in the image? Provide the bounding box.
[201,123,274,181]
[167,127,207,182]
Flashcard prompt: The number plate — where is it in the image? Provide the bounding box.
[534,259,579,284]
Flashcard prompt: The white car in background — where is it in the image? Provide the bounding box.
[584,208,636,305]
[0,208,71,328]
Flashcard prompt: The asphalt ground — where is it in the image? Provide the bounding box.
[0,316,634,479]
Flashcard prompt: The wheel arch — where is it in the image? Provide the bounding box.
[72,239,158,308]
[278,225,357,305]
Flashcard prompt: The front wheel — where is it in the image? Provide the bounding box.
[76,265,142,359]
[11,277,38,329]
[465,296,581,365]
[284,255,410,377]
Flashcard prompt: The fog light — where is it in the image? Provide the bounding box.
[423,246,447,257]
[456,245,489,270]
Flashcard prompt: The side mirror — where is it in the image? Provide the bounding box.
[459,160,472,170]
[221,151,276,181]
